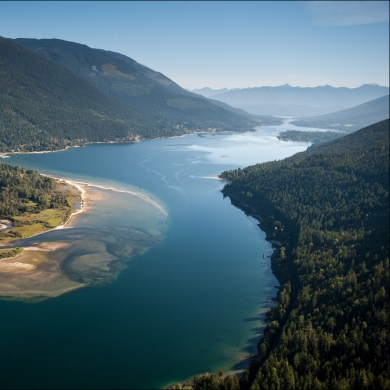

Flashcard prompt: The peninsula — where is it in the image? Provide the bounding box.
[0,165,89,300]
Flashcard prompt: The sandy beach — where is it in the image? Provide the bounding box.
[51,178,87,229]
[46,176,167,218]
[0,177,88,300]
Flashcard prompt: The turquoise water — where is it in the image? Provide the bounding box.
[0,125,309,388]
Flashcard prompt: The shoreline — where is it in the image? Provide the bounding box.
[0,128,262,158]
[50,178,87,229]
[217,189,283,373]
[0,117,332,160]
[0,178,88,247]
[11,176,89,242]
[166,187,283,389]
[0,174,168,248]
[46,177,168,218]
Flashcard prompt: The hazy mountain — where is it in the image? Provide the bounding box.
[191,87,237,98]
[291,95,390,132]
[228,103,346,117]
[13,38,260,135]
[192,84,389,116]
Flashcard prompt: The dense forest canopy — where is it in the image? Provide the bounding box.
[277,130,345,144]
[221,119,389,389]
[177,119,389,389]
[0,164,67,218]
[0,37,142,152]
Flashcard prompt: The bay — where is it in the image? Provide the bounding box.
[0,123,310,388]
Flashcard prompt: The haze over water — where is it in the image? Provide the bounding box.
[0,123,310,388]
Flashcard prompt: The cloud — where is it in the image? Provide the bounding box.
[305,1,389,26]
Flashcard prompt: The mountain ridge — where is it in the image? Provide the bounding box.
[13,38,264,133]
[191,84,389,116]
[291,95,390,132]
[0,36,141,151]
[0,37,267,152]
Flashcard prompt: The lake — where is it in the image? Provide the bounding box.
[0,122,310,388]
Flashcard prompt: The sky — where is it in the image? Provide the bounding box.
[0,1,389,89]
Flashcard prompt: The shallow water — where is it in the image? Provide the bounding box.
[0,123,311,388]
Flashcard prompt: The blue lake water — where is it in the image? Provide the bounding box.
[0,124,309,388]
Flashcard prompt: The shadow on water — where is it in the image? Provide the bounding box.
[230,309,271,371]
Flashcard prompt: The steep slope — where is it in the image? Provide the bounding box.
[291,95,390,132]
[98,48,192,95]
[216,119,389,389]
[0,37,141,152]
[14,38,259,135]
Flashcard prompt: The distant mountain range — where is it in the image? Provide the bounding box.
[191,84,389,117]
[191,87,239,98]
[291,95,389,132]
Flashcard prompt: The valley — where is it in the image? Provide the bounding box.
[0,4,388,387]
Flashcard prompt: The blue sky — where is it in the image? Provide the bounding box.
[1,1,388,89]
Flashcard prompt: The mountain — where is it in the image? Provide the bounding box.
[191,87,236,98]
[13,38,261,137]
[214,119,389,389]
[0,37,143,152]
[192,84,389,117]
[292,95,390,132]
[97,48,194,96]
[98,48,282,124]
[224,103,346,117]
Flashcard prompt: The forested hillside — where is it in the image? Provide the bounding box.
[0,37,141,152]
[221,119,389,389]
[291,95,390,133]
[13,38,260,138]
[0,37,260,152]
[178,120,389,389]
